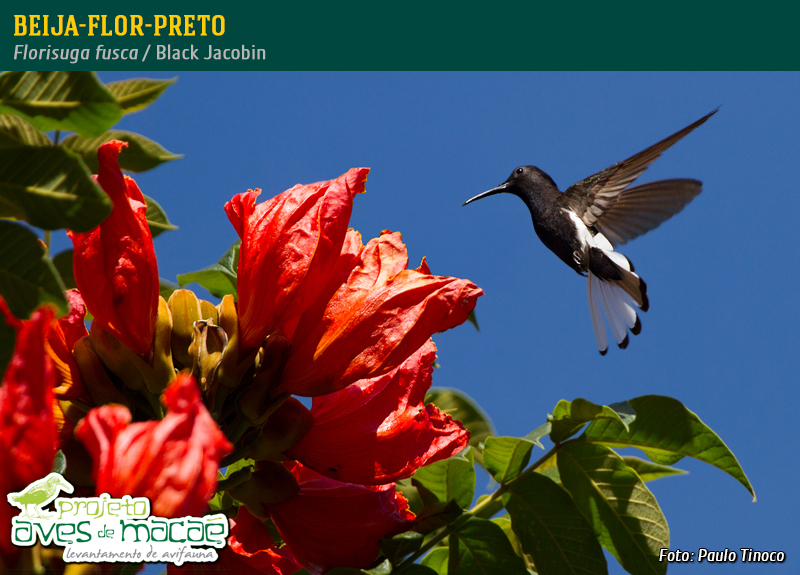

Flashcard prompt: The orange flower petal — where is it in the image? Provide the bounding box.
[68,141,159,356]
[227,168,368,351]
[75,373,232,518]
[288,340,469,484]
[269,462,413,575]
[280,231,483,396]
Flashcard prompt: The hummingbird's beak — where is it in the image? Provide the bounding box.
[462,182,510,206]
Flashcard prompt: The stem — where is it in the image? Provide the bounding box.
[224,414,251,446]
[144,392,164,419]
[43,230,51,256]
[219,441,252,469]
[399,444,560,568]
[53,130,60,145]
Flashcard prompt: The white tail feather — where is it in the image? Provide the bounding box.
[587,273,608,354]
[609,283,637,329]
[598,280,628,345]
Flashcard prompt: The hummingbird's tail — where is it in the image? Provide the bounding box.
[586,247,648,355]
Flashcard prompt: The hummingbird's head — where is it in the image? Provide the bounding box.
[463,166,558,206]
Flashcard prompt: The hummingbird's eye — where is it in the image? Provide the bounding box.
[515,167,524,175]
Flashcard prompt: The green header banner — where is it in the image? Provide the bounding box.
[2,2,798,70]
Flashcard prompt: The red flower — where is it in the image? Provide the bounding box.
[0,307,57,562]
[75,373,232,518]
[46,290,89,402]
[226,168,368,352]
[269,462,414,575]
[168,506,300,575]
[279,230,483,396]
[0,297,22,331]
[43,290,90,443]
[68,140,159,356]
[288,339,469,485]
[224,506,300,575]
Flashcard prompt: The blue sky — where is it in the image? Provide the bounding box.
[60,72,797,573]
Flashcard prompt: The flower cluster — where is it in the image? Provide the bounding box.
[0,141,483,574]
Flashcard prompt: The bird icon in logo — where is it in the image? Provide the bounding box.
[7,473,74,519]
[464,110,716,354]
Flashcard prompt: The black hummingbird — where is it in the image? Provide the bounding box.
[463,110,716,354]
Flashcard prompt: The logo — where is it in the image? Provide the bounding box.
[7,474,228,565]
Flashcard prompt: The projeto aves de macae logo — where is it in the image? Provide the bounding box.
[7,472,228,565]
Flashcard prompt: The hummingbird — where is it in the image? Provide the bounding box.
[463,110,716,354]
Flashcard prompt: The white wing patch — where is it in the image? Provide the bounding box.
[564,209,616,254]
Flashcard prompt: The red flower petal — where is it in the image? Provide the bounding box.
[227,168,368,351]
[0,297,23,331]
[68,140,159,356]
[279,231,483,396]
[269,462,413,575]
[75,373,232,518]
[288,340,469,484]
[167,506,300,575]
[46,290,89,401]
[0,307,57,561]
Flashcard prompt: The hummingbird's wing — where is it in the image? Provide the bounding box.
[563,109,716,247]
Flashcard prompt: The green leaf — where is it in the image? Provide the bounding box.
[622,456,687,482]
[105,77,176,114]
[368,559,392,574]
[222,457,255,478]
[410,499,463,534]
[549,398,635,443]
[426,388,495,450]
[483,437,535,483]
[217,458,255,508]
[0,72,122,137]
[467,310,479,331]
[142,194,178,238]
[207,490,235,514]
[449,517,528,575]
[503,471,607,575]
[557,442,668,575]
[421,547,449,574]
[323,568,368,575]
[0,221,68,318]
[61,131,182,173]
[524,422,552,449]
[582,395,755,500]
[0,145,112,232]
[177,240,240,299]
[51,249,76,290]
[412,447,475,510]
[537,465,561,484]
[0,113,51,147]
[395,565,439,575]
[326,561,393,575]
[380,532,424,566]
[216,466,253,492]
[490,516,524,558]
[473,494,505,520]
[116,564,144,575]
